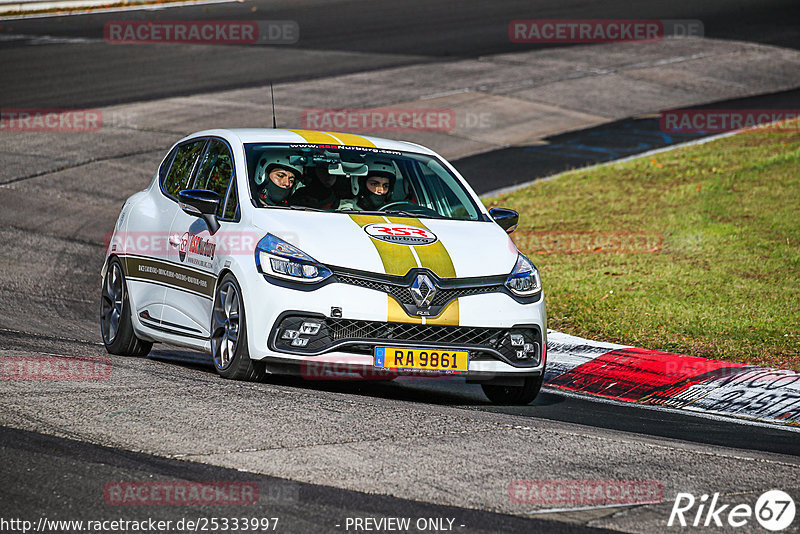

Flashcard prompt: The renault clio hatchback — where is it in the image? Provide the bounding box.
[101,129,546,404]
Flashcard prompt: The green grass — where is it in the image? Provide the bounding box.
[484,123,800,370]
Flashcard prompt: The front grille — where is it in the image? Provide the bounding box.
[271,315,542,367]
[429,285,496,306]
[327,318,500,346]
[336,274,501,308]
[336,275,414,304]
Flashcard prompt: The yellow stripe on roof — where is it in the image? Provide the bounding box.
[327,132,376,147]
[287,129,341,144]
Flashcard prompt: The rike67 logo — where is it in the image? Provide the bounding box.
[668,490,795,531]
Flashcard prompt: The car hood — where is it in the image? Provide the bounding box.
[251,210,519,279]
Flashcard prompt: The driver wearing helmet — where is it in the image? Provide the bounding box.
[254,153,303,207]
[337,160,396,211]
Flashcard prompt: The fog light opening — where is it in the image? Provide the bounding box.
[291,337,310,347]
[281,329,299,340]
[300,322,322,335]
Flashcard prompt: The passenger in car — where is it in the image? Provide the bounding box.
[254,154,303,207]
[337,160,396,211]
[290,165,344,210]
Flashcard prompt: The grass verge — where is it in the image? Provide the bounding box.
[485,122,799,370]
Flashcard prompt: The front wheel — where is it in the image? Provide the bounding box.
[211,274,264,381]
[481,374,544,405]
[100,258,152,357]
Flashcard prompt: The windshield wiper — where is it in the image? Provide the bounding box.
[382,210,443,219]
[336,209,444,219]
[266,205,326,212]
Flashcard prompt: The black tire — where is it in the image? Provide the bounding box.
[481,374,544,405]
[100,258,153,357]
[211,274,265,381]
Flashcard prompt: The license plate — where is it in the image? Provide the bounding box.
[374,346,469,373]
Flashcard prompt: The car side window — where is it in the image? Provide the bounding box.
[223,179,239,220]
[193,139,237,219]
[162,140,206,198]
[159,146,178,181]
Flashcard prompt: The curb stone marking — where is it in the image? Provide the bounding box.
[545,331,800,427]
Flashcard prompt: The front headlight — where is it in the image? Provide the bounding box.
[255,234,332,284]
[505,254,542,296]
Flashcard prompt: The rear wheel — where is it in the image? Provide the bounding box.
[100,258,152,357]
[211,274,265,381]
[481,374,543,405]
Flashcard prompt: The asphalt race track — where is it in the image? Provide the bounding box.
[1,0,800,108]
[1,1,799,532]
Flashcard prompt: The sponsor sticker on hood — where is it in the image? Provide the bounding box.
[364,223,437,246]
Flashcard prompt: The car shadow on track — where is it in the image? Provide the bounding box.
[145,347,563,408]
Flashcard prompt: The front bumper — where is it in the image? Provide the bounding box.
[271,312,543,366]
[242,275,547,379]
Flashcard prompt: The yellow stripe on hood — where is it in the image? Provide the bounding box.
[350,214,459,325]
[385,216,456,278]
[348,214,417,276]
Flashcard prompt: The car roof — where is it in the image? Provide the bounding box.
[183,128,437,156]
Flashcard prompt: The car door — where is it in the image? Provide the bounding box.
[163,137,240,340]
[123,138,207,333]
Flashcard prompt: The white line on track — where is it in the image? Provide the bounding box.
[528,502,646,515]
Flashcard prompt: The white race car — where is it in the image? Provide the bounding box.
[101,129,547,404]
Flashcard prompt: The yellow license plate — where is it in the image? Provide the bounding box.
[374,346,469,373]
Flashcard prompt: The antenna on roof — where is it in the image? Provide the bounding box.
[269,82,277,129]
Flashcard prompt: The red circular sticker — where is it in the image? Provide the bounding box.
[364,223,437,245]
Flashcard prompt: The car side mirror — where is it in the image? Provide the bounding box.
[489,208,519,234]
[178,189,221,234]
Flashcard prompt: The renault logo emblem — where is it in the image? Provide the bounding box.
[410,274,437,308]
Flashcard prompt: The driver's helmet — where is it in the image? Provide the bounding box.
[254,151,304,205]
[254,152,304,186]
[355,159,397,207]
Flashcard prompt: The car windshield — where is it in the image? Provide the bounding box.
[244,143,482,221]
